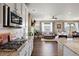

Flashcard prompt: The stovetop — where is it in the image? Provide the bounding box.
[0,40,26,50]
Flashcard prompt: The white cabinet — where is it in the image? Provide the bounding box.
[18,36,34,56]
[28,36,34,56]
[18,47,26,56]
[18,41,28,56]
[63,46,78,56]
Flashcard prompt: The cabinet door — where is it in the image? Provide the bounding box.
[24,42,29,56]
[28,38,34,56]
[18,42,28,56]
[31,39,33,52]
[28,41,32,56]
[19,47,25,56]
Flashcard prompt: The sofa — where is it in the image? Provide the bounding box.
[58,31,67,38]
[42,32,56,39]
[72,31,79,38]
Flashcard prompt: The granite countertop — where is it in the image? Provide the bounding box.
[0,40,27,56]
[0,40,27,51]
[57,38,79,55]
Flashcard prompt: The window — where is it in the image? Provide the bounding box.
[64,22,79,35]
[41,22,53,33]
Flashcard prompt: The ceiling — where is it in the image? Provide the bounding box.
[26,3,79,21]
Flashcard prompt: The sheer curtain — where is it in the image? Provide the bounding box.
[64,22,79,35]
[41,22,53,33]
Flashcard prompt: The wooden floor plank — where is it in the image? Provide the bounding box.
[31,38,58,56]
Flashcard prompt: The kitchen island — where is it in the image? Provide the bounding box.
[57,38,79,56]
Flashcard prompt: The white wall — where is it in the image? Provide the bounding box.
[0,3,29,40]
[34,21,40,32]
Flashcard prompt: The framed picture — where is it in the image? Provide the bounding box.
[57,24,61,29]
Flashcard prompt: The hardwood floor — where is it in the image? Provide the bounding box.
[31,38,58,56]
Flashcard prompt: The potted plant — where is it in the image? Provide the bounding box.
[28,32,33,36]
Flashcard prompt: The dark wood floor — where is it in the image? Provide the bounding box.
[31,38,58,56]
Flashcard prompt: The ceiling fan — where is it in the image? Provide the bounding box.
[52,16,57,19]
[49,16,57,20]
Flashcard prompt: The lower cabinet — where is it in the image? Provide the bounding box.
[17,37,34,56]
[28,38,33,56]
[18,41,28,56]
[63,46,78,56]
